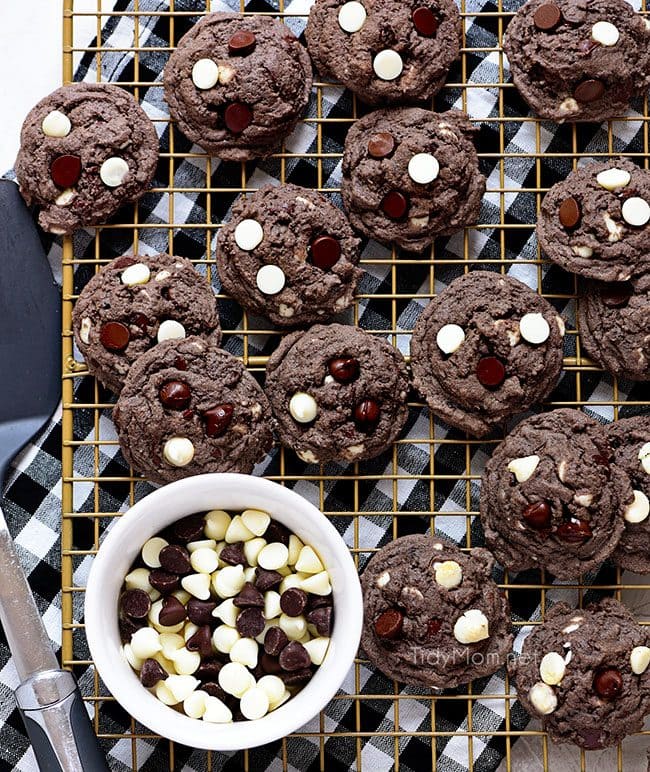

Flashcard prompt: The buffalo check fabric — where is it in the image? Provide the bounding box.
[1,0,649,769]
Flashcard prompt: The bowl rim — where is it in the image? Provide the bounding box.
[84,473,363,751]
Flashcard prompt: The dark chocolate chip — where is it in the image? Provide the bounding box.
[412,6,438,36]
[279,641,311,671]
[523,501,552,531]
[228,30,256,55]
[573,78,605,103]
[533,3,562,30]
[236,607,265,638]
[280,588,308,617]
[328,357,360,384]
[309,235,341,271]
[367,132,395,159]
[556,517,592,543]
[119,616,145,644]
[186,625,213,658]
[374,609,404,640]
[260,653,283,674]
[159,544,192,574]
[202,681,228,701]
[113,257,137,269]
[148,570,180,595]
[140,658,166,688]
[196,658,224,681]
[51,154,81,187]
[559,197,581,229]
[280,667,313,685]
[380,190,409,220]
[187,598,217,626]
[99,322,130,352]
[593,667,623,699]
[159,381,191,410]
[308,594,333,610]
[427,619,442,636]
[255,568,283,591]
[307,606,332,636]
[203,404,234,438]
[600,281,633,307]
[220,542,247,566]
[264,626,290,656]
[263,521,290,546]
[476,356,506,388]
[173,514,206,543]
[120,589,151,619]
[158,596,187,627]
[233,582,265,608]
[354,399,380,431]
[175,356,188,370]
[224,102,252,133]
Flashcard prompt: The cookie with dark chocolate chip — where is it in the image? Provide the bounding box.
[164,13,312,161]
[361,535,513,688]
[216,184,362,327]
[113,336,274,484]
[410,271,565,437]
[480,408,633,579]
[264,323,409,464]
[538,160,650,282]
[15,83,158,235]
[341,108,485,251]
[504,0,650,122]
[510,598,650,749]
[608,416,650,573]
[578,270,650,381]
[305,0,461,106]
[72,254,221,394]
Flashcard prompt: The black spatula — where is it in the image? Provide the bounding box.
[0,180,109,771]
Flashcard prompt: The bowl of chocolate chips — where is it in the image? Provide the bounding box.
[85,473,362,750]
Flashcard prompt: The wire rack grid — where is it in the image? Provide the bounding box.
[59,0,650,770]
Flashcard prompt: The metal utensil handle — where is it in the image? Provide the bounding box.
[15,670,110,772]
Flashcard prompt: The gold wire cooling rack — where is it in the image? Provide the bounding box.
[59,0,650,770]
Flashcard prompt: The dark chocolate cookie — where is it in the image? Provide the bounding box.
[113,337,274,485]
[410,271,565,437]
[361,535,513,688]
[480,408,632,579]
[341,108,485,251]
[216,184,362,327]
[15,83,158,234]
[578,271,650,381]
[264,323,409,464]
[538,159,650,282]
[504,0,650,122]
[510,598,650,749]
[164,13,312,161]
[305,0,461,106]
[72,254,221,394]
[608,416,650,573]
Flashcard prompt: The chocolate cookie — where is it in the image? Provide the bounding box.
[480,408,632,579]
[608,416,650,573]
[503,0,650,122]
[164,13,312,161]
[538,159,650,282]
[216,184,362,327]
[341,108,485,252]
[511,598,650,749]
[305,0,461,106]
[578,271,650,381]
[410,271,565,437]
[113,337,274,485]
[361,535,512,688]
[15,83,158,234]
[264,324,409,464]
[73,254,221,394]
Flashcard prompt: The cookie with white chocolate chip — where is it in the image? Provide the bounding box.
[480,408,633,579]
[578,270,650,381]
[163,13,312,161]
[15,83,158,235]
[216,184,362,327]
[510,598,650,749]
[504,0,650,122]
[341,108,485,252]
[72,254,221,394]
[607,416,650,573]
[410,271,565,437]
[113,337,274,484]
[305,0,460,106]
[361,534,512,689]
[538,159,650,281]
[264,323,409,464]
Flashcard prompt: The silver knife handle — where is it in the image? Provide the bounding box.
[15,670,110,772]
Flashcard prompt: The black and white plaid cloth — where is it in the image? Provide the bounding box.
[2,0,649,769]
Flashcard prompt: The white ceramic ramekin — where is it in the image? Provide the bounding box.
[85,473,362,751]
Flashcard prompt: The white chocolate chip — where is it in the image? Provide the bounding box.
[121,262,151,286]
[596,168,631,191]
[639,442,650,474]
[338,1,367,32]
[242,509,271,536]
[539,652,566,685]
[187,539,216,553]
[160,633,184,659]
[558,97,579,115]
[234,219,264,251]
[42,110,71,137]
[373,50,403,80]
[434,560,463,589]
[603,213,624,242]
[591,21,620,46]
[519,313,550,345]
[166,674,200,703]
[264,590,282,620]
[289,392,318,423]
[258,542,289,571]
[507,455,540,483]
[55,188,76,206]
[240,686,269,720]
[192,58,220,90]
[142,536,168,568]
[218,65,235,86]
[100,157,129,187]
[213,624,240,654]
[155,681,178,705]
[556,315,566,336]
[202,695,233,723]
[295,545,324,574]
[122,643,144,671]
[225,514,256,544]
[287,534,305,565]
[433,543,444,550]
[376,571,390,588]
[407,153,440,185]
[528,682,557,715]
[205,510,231,540]
[562,622,581,634]
[149,600,183,634]
[280,572,307,593]
[572,245,593,258]
[342,444,365,459]
[304,636,330,666]
[190,547,219,574]
[157,319,186,342]
[184,690,208,719]
[453,609,489,644]
[214,564,246,598]
[631,646,650,674]
[256,264,286,295]
[624,490,650,523]
[622,197,650,227]
[574,493,593,507]
[279,613,307,640]
[125,568,159,600]
[558,459,568,483]
[155,269,171,282]
[300,570,332,596]
[219,661,255,697]
[79,317,92,345]
[244,537,267,566]
[130,627,162,659]
[181,572,211,600]
[279,303,295,318]
[257,675,286,707]
[436,324,465,354]
[212,598,239,627]
[229,637,259,668]
[163,437,194,467]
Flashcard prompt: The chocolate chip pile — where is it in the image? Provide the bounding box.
[119,509,334,722]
